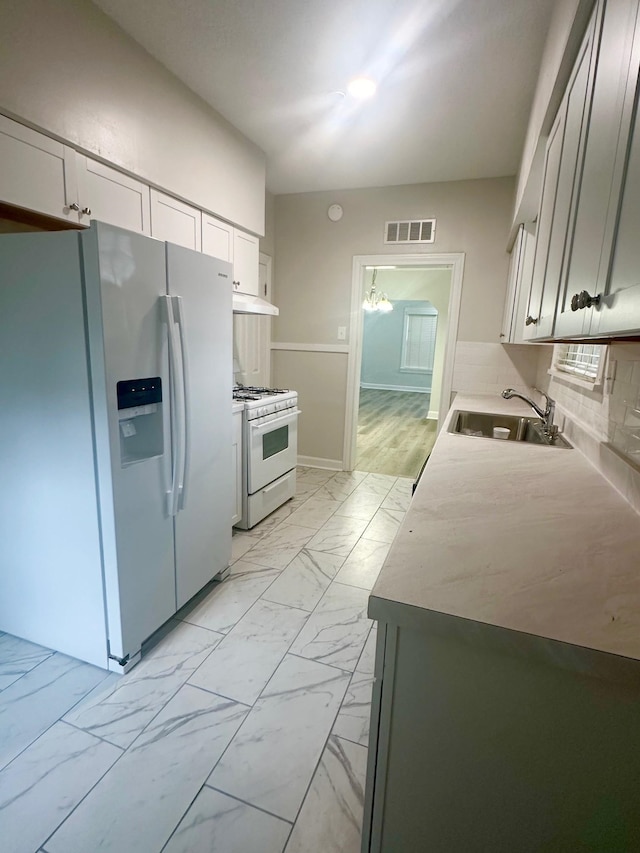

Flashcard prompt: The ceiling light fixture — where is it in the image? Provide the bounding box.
[347,77,377,99]
[363,269,393,313]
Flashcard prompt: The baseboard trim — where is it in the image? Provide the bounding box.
[427,409,439,420]
[297,455,343,471]
[360,383,431,394]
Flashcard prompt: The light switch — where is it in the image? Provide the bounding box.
[337,326,346,340]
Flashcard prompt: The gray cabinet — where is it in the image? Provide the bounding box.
[363,617,640,852]
[525,6,598,341]
[590,27,640,336]
[500,222,536,343]
[556,0,640,338]
[523,0,640,342]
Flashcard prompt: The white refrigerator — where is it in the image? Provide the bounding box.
[0,222,232,671]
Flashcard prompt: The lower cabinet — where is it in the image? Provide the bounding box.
[232,409,242,526]
[363,619,640,852]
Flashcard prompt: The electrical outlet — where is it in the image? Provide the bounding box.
[337,326,347,340]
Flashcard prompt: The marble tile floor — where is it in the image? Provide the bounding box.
[0,466,412,853]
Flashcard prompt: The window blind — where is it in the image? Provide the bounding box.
[402,311,438,372]
[554,343,602,380]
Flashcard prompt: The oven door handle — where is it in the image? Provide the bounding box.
[249,409,301,435]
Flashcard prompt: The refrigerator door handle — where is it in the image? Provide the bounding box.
[173,295,191,511]
[163,295,183,517]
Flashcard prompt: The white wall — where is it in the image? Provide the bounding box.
[273,178,515,465]
[0,0,265,234]
[361,300,435,393]
[366,268,451,417]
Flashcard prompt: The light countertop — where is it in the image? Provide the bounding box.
[369,394,640,665]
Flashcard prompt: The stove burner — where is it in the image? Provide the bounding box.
[233,391,261,401]
[232,386,290,401]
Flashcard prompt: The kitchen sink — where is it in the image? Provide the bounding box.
[448,410,572,448]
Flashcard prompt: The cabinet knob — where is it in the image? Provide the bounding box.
[525,315,538,326]
[82,207,92,216]
[68,202,80,212]
[233,280,240,290]
[571,290,601,311]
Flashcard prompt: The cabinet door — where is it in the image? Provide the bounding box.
[526,11,597,341]
[233,229,259,296]
[590,8,640,337]
[232,411,242,526]
[0,115,79,223]
[76,155,151,235]
[523,108,566,340]
[500,227,524,343]
[150,189,201,250]
[556,0,640,338]
[202,213,233,262]
[501,223,536,344]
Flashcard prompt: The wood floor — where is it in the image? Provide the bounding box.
[355,388,438,478]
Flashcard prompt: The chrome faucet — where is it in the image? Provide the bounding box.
[501,388,557,437]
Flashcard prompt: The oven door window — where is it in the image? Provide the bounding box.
[263,424,289,460]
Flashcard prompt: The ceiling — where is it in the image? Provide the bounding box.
[92,0,555,196]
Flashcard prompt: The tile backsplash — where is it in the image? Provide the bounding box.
[452,342,539,398]
[536,341,640,514]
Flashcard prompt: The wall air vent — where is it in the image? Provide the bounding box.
[384,219,436,244]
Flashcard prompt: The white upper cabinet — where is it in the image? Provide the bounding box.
[202,213,233,262]
[76,155,151,235]
[203,215,259,297]
[0,114,79,223]
[524,7,598,341]
[150,189,201,250]
[232,229,259,296]
[501,222,536,344]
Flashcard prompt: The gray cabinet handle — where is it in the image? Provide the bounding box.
[82,207,92,216]
[570,290,601,311]
[68,202,80,211]
[525,315,538,326]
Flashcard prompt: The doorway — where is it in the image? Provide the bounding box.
[344,253,464,475]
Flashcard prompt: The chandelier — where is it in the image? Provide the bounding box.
[363,268,393,313]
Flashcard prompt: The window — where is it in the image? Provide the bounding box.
[401,307,438,373]
[550,343,607,388]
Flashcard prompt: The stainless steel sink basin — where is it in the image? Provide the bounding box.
[448,410,572,448]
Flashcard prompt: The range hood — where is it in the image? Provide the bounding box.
[232,292,279,316]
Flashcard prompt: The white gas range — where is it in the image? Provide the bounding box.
[232,387,300,529]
